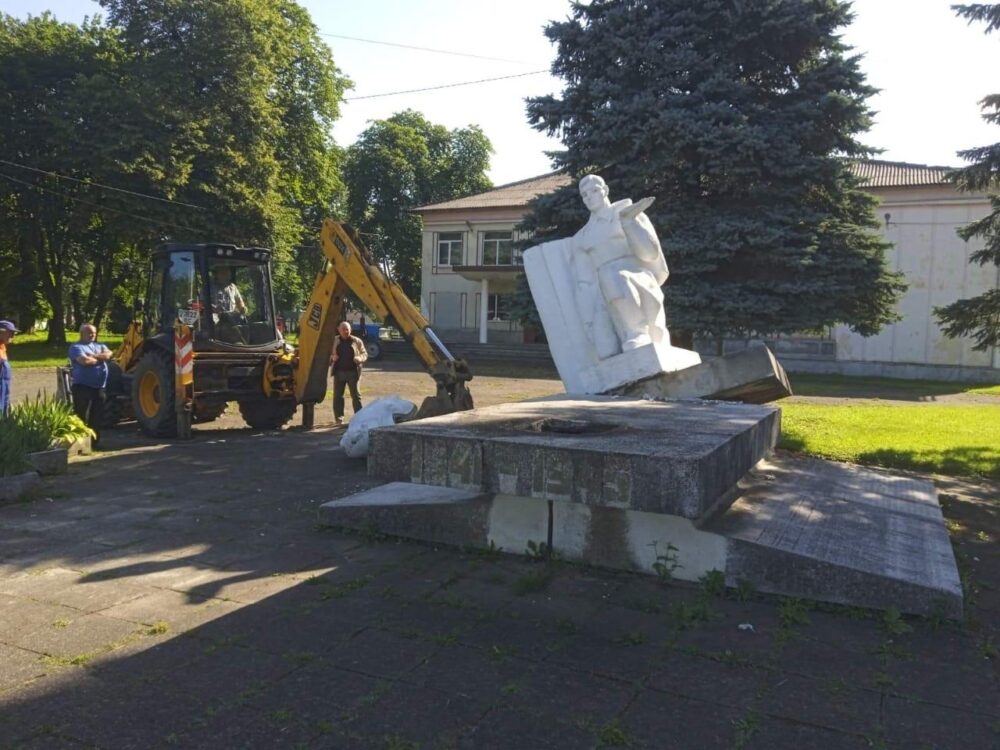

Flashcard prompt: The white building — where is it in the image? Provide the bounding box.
[413,161,998,381]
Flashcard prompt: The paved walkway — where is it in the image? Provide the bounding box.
[0,429,998,749]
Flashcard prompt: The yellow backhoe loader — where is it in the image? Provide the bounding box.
[94,219,473,436]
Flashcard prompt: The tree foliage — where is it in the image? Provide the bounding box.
[343,110,492,299]
[0,1,349,342]
[935,3,1000,350]
[521,0,905,341]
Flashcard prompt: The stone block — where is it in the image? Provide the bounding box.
[318,482,492,548]
[28,448,68,476]
[616,346,792,404]
[706,455,963,618]
[368,396,780,520]
[0,471,40,504]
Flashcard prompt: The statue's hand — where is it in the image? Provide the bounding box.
[620,196,655,221]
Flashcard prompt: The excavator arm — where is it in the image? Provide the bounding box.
[294,219,473,420]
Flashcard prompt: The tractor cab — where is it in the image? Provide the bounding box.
[148,243,282,351]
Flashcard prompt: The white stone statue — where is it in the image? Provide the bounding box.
[573,175,670,357]
[524,175,701,394]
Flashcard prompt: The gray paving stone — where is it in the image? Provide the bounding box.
[8,612,141,661]
[621,689,744,749]
[0,643,48,692]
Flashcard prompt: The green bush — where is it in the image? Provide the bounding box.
[0,395,94,476]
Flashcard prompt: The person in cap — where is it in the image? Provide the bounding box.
[68,323,112,444]
[0,320,19,417]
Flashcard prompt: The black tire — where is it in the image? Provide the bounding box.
[238,399,297,431]
[193,401,227,423]
[365,339,383,361]
[131,349,176,437]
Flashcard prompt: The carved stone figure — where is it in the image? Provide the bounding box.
[572,175,670,357]
[524,175,701,394]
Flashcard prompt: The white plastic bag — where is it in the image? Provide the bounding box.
[339,396,417,458]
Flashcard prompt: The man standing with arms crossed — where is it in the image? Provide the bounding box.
[68,324,112,445]
[330,321,367,425]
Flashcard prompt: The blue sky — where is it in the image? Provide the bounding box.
[5,0,999,185]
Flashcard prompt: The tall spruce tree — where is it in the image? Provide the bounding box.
[522,0,905,343]
[935,3,1000,350]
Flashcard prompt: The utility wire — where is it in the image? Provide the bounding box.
[345,70,548,101]
[0,171,206,235]
[0,158,208,212]
[318,32,540,66]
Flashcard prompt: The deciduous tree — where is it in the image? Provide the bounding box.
[343,110,492,299]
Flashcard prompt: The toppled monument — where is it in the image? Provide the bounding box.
[320,175,961,618]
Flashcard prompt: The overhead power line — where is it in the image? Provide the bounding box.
[318,32,541,66]
[0,171,205,235]
[0,158,207,212]
[345,70,548,101]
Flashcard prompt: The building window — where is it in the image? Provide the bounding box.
[482,231,521,266]
[487,293,510,321]
[436,232,463,266]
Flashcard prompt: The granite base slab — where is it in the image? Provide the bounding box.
[367,396,780,521]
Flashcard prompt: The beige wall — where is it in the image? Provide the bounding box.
[418,210,525,338]
[832,185,999,370]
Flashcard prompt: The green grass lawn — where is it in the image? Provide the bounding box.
[779,402,1000,479]
[790,373,1000,398]
[7,331,125,369]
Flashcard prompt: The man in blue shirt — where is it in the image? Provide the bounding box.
[68,324,112,444]
[0,320,19,417]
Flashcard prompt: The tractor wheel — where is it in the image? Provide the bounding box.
[365,339,383,361]
[193,401,227,423]
[131,350,177,437]
[238,399,297,431]
[96,396,126,429]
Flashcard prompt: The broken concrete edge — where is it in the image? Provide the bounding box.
[614,345,793,404]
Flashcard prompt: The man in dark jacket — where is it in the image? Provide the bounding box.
[330,321,368,425]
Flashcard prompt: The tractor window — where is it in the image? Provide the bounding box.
[159,252,203,333]
[208,261,277,346]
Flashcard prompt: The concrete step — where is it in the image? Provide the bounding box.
[318,454,962,618]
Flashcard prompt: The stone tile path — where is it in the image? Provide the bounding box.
[0,429,998,749]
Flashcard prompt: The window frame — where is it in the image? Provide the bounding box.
[435,231,464,267]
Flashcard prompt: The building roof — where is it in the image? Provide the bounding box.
[851,159,952,187]
[413,172,573,212]
[413,159,954,213]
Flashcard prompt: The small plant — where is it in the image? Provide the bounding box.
[880,607,912,636]
[982,636,998,659]
[734,578,756,603]
[615,631,645,647]
[597,718,631,747]
[525,539,550,560]
[51,618,71,628]
[650,541,682,581]
[513,569,552,595]
[778,598,811,628]
[500,681,521,696]
[670,598,714,630]
[733,710,760,748]
[144,621,170,636]
[700,569,726,597]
